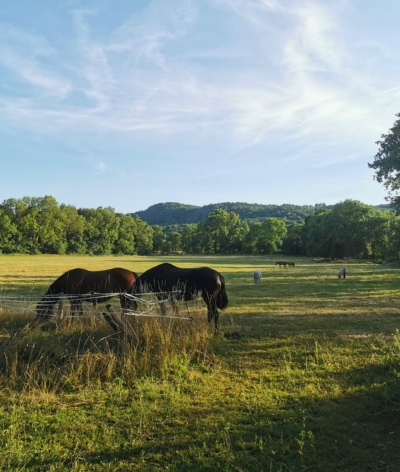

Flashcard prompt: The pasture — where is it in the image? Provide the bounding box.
[0,254,400,471]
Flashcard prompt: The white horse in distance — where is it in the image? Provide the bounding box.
[338,266,347,279]
[253,270,262,285]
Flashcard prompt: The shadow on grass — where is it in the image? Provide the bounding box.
[2,312,400,472]
[16,359,400,472]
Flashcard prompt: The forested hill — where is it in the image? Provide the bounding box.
[133,202,322,226]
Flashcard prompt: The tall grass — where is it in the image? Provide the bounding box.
[0,297,215,394]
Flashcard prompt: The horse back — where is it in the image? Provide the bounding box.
[47,267,137,295]
[137,263,221,292]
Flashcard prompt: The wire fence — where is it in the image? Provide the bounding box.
[0,291,193,321]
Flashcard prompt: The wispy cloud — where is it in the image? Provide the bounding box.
[0,0,398,160]
[0,24,71,98]
[376,86,400,96]
[196,170,232,180]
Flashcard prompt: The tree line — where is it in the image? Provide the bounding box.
[2,196,399,260]
[0,196,153,255]
[152,201,400,260]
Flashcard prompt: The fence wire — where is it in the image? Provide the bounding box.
[0,291,193,321]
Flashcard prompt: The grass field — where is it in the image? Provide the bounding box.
[0,254,400,471]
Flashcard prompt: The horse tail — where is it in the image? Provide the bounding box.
[216,274,228,310]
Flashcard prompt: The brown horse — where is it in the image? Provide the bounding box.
[275,261,287,267]
[131,263,228,331]
[36,268,139,329]
[287,262,295,267]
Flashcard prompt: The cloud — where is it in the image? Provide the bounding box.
[0,0,397,161]
[196,170,232,180]
[95,161,107,173]
[0,24,71,98]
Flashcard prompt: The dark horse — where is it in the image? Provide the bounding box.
[132,263,228,330]
[36,267,139,330]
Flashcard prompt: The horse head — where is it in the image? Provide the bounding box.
[36,297,55,320]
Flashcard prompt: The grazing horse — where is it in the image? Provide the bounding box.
[132,263,228,330]
[276,261,287,267]
[253,270,262,286]
[337,266,347,279]
[287,262,295,267]
[36,268,139,329]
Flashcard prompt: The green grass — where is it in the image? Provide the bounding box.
[0,254,400,471]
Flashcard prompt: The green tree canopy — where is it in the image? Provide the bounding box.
[0,208,17,253]
[151,225,164,253]
[368,112,400,208]
[164,231,182,253]
[303,200,391,259]
[180,224,199,253]
[243,218,287,254]
[199,209,248,254]
[281,224,306,255]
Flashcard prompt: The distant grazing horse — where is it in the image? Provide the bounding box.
[36,268,139,330]
[132,263,228,331]
[275,261,287,267]
[287,262,295,267]
[253,270,262,286]
[337,266,347,279]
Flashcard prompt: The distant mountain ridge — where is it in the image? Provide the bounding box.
[133,202,324,227]
[132,201,392,229]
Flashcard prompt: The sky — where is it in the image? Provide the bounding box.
[0,0,399,214]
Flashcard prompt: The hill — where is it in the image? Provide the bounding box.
[132,202,321,227]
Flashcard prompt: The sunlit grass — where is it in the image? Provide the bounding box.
[0,254,400,470]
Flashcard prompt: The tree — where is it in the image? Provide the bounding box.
[79,207,119,255]
[368,112,400,208]
[303,209,335,258]
[181,224,199,253]
[383,215,400,261]
[366,210,393,260]
[0,209,17,253]
[151,225,164,253]
[200,209,247,254]
[2,197,34,253]
[163,231,182,253]
[302,200,391,259]
[131,216,153,255]
[5,196,69,254]
[113,213,137,255]
[33,196,69,254]
[282,224,306,255]
[60,204,87,254]
[328,200,375,258]
[243,218,287,254]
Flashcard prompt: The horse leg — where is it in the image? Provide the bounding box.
[214,310,220,332]
[203,292,219,332]
[70,299,83,318]
[91,291,97,307]
[157,294,167,316]
[170,296,179,315]
[208,297,220,333]
[119,292,130,309]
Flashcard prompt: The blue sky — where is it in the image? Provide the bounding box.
[0,0,399,213]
